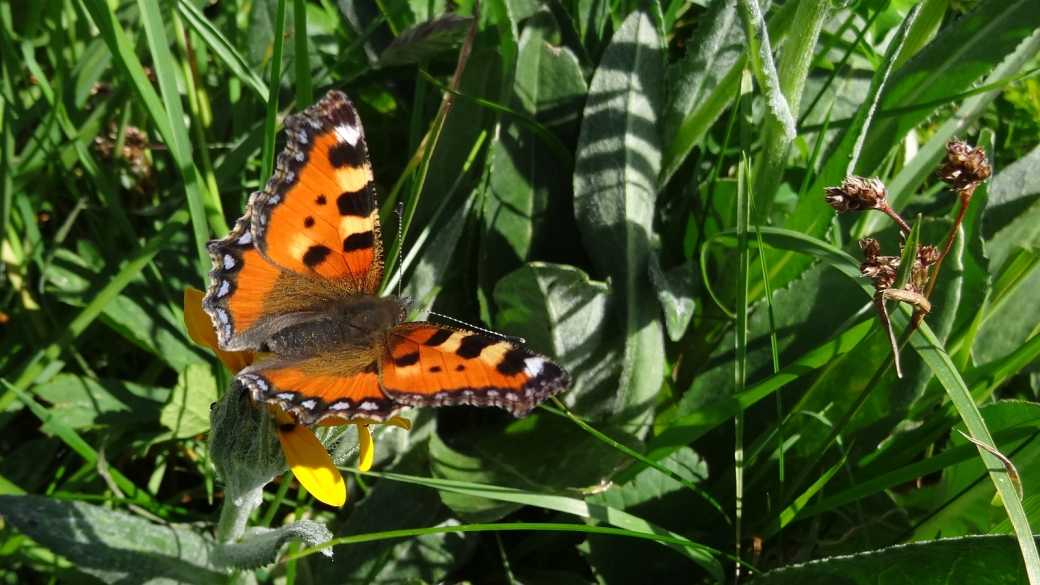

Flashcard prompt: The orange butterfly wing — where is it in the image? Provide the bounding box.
[250,91,383,293]
[238,358,403,424]
[379,323,571,417]
[203,90,571,423]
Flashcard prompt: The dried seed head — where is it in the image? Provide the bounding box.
[860,252,900,290]
[860,238,881,261]
[937,140,991,191]
[825,176,888,213]
[918,245,940,266]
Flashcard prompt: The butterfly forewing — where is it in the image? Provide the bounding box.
[202,90,571,424]
[379,323,571,417]
[251,92,383,293]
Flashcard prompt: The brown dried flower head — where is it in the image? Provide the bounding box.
[937,140,991,191]
[860,238,881,261]
[918,245,940,267]
[825,176,887,213]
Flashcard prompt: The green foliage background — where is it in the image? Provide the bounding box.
[2,0,1040,582]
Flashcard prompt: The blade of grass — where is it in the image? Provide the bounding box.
[911,318,1040,582]
[0,208,191,411]
[293,0,312,107]
[137,0,213,277]
[260,0,289,182]
[176,0,269,102]
[545,397,731,525]
[359,469,728,580]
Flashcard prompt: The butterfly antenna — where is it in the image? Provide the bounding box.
[416,308,526,345]
[394,202,405,298]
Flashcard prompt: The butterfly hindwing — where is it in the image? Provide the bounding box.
[379,323,570,417]
[238,356,403,425]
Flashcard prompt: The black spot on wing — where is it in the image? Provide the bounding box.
[316,194,327,206]
[424,329,453,347]
[343,230,374,252]
[328,141,359,169]
[302,245,332,268]
[496,348,529,376]
[456,335,495,359]
[455,364,466,372]
[304,217,315,228]
[337,188,372,217]
[393,352,420,367]
[429,366,442,373]
[363,361,378,374]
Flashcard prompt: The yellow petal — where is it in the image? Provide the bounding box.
[277,422,346,507]
[183,288,219,351]
[384,416,412,431]
[183,287,254,373]
[356,424,374,472]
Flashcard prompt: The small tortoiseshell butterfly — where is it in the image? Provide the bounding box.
[202,90,570,425]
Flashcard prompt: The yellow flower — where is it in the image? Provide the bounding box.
[183,287,410,507]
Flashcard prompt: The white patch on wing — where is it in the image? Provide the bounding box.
[524,357,546,378]
[223,255,236,270]
[237,231,252,245]
[359,401,379,411]
[335,124,360,146]
[217,281,230,297]
[330,402,353,411]
[277,392,295,401]
[217,309,229,324]
[300,399,317,410]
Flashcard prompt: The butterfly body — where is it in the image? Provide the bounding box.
[203,91,570,426]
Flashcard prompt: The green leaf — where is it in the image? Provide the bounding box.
[480,8,588,307]
[911,401,1040,541]
[309,443,476,583]
[659,0,745,187]
[648,241,697,342]
[856,0,1040,175]
[0,496,223,584]
[754,535,1034,584]
[428,412,639,522]
[581,448,711,583]
[160,363,219,440]
[494,263,622,420]
[573,8,666,432]
[36,374,168,431]
[770,4,919,293]
[377,14,471,66]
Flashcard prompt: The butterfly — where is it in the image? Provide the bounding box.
[202,90,570,425]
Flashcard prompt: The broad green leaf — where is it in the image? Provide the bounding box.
[428,412,639,522]
[36,374,168,431]
[856,0,1040,176]
[582,448,711,584]
[985,142,1040,257]
[310,444,476,582]
[160,363,219,440]
[659,0,745,187]
[0,496,223,585]
[754,535,1033,584]
[648,242,697,342]
[378,14,471,66]
[480,8,588,308]
[573,8,666,432]
[373,469,725,579]
[494,263,622,420]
